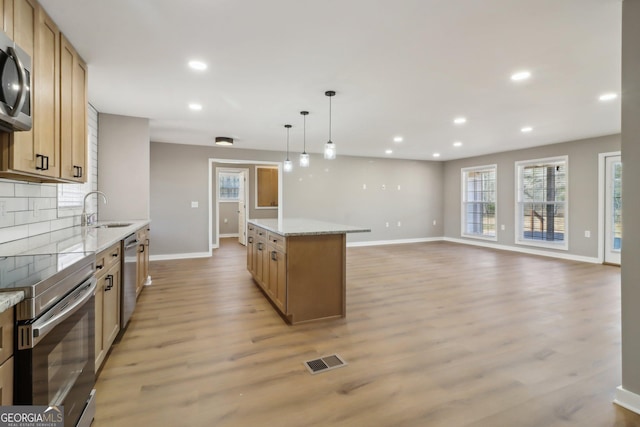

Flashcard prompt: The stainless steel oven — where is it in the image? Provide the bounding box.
[0,253,96,427]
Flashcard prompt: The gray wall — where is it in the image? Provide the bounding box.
[443,134,620,258]
[621,0,640,398]
[150,143,444,256]
[98,113,150,220]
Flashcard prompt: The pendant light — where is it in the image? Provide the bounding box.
[299,111,310,167]
[283,124,293,173]
[324,90,336,159]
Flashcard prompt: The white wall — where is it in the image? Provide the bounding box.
[97,113,150,220]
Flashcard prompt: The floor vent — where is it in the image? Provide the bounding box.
[304,354,347,375]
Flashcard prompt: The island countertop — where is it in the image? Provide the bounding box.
[247,218,370,237]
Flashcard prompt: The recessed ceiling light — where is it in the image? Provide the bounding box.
[521,126,533,133]
[433,153,441,158]
[599,92,618,101]
[393,136,403,143]
[453,141,463,147]
[215,137,234,146]
[511,71,531,81]
[385,149,393,155]
[189,103,202,111]
[188,60,207,71]
[453,117,467,125]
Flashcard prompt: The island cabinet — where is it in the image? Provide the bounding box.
[247,220,369,324]
[94,241,121,373]
[136,226,150,298]
[0,307,14,405]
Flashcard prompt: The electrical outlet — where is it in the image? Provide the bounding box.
[191,201,199,208]
[397,184,401,191]
[362,184,367,190]
[501,224,505,231]
[397,221,402,227]
[584,230,591,238]
[385,222,389,228]
[224,218,228,224]
[382,184,386,190]
[433,220,437,226]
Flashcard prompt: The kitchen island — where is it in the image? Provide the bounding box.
[247,218,370,324]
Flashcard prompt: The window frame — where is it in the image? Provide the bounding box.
[218,170,242,202]
[515,155,569,250]
[460,164,498,241]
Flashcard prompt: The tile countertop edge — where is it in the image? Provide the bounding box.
[248,218,371,237]
[0,291,25,313]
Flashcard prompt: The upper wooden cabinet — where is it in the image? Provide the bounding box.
[0,0,87,183]
[60,34,87,182]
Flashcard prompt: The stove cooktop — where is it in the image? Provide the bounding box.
[0,252,95,294]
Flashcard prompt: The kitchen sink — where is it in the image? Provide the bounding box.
[93,223,133,229]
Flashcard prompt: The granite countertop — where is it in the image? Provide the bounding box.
[0,291,24,314]
[248,218,371,237]
[0,220,150,256]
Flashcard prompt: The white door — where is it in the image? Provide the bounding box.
[604,155,622,264]
[238,170,247,245]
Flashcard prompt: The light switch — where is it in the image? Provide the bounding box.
[397,221,402,227]
[362,184,367,190]
[397,185,401,191]
[584,230,591,238]
[191,201,199,208]
[501,224,505,231]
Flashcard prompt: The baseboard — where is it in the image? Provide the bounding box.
[614,386,640,415]
[149,251,211,261]
[347,237,444,248]
[442,237,601,264]
[220,233,239,238]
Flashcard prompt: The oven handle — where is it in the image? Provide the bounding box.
[31,277,97,347]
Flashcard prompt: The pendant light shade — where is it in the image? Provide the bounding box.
[283,124,293,173]
[299,111,310,167]
[324,90,336,160]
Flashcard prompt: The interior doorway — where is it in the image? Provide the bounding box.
[216,167,249,245]
[599,152,622,265]
[209,159,282,251]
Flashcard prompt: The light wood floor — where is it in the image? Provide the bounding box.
[93,239,640,427]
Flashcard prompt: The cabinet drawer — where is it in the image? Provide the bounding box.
[96,242,121,278]
[0,308,13,365]
[267,232,286,252]
[247,224,256,235]
[255,226,267,240]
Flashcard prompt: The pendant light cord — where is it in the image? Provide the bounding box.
[303,114,306,152]
[287,127,290,159]
[329,95,332,142]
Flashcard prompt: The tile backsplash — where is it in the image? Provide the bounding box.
[0,105,98,246]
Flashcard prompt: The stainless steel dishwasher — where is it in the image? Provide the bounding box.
[122,233,139,328]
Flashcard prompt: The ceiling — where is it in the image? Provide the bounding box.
[39,0,621,161]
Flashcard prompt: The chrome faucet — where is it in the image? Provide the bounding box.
[82,191,108,226]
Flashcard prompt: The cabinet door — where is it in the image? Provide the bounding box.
[247,235,254,272]
[0,356,13,405]
[94,274,105,372]
[102,264,120,351]
[60,34,87,182]
[268,248,286,312]
[32,5,59,178]
[255,240,264,286]
[7,0,37,174]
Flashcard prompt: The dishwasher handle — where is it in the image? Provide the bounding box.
[124,239,140,250]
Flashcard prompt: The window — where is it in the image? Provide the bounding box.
[461,165,497,240]
[219,171,241,201]
[516,156,568,249]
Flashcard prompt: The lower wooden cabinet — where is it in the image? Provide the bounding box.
[0,307,14,404]
[95,242,121,373]
[267,246,286,312]
[136,226,150,298]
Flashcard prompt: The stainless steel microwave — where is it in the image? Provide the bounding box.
[0,29,32,132]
